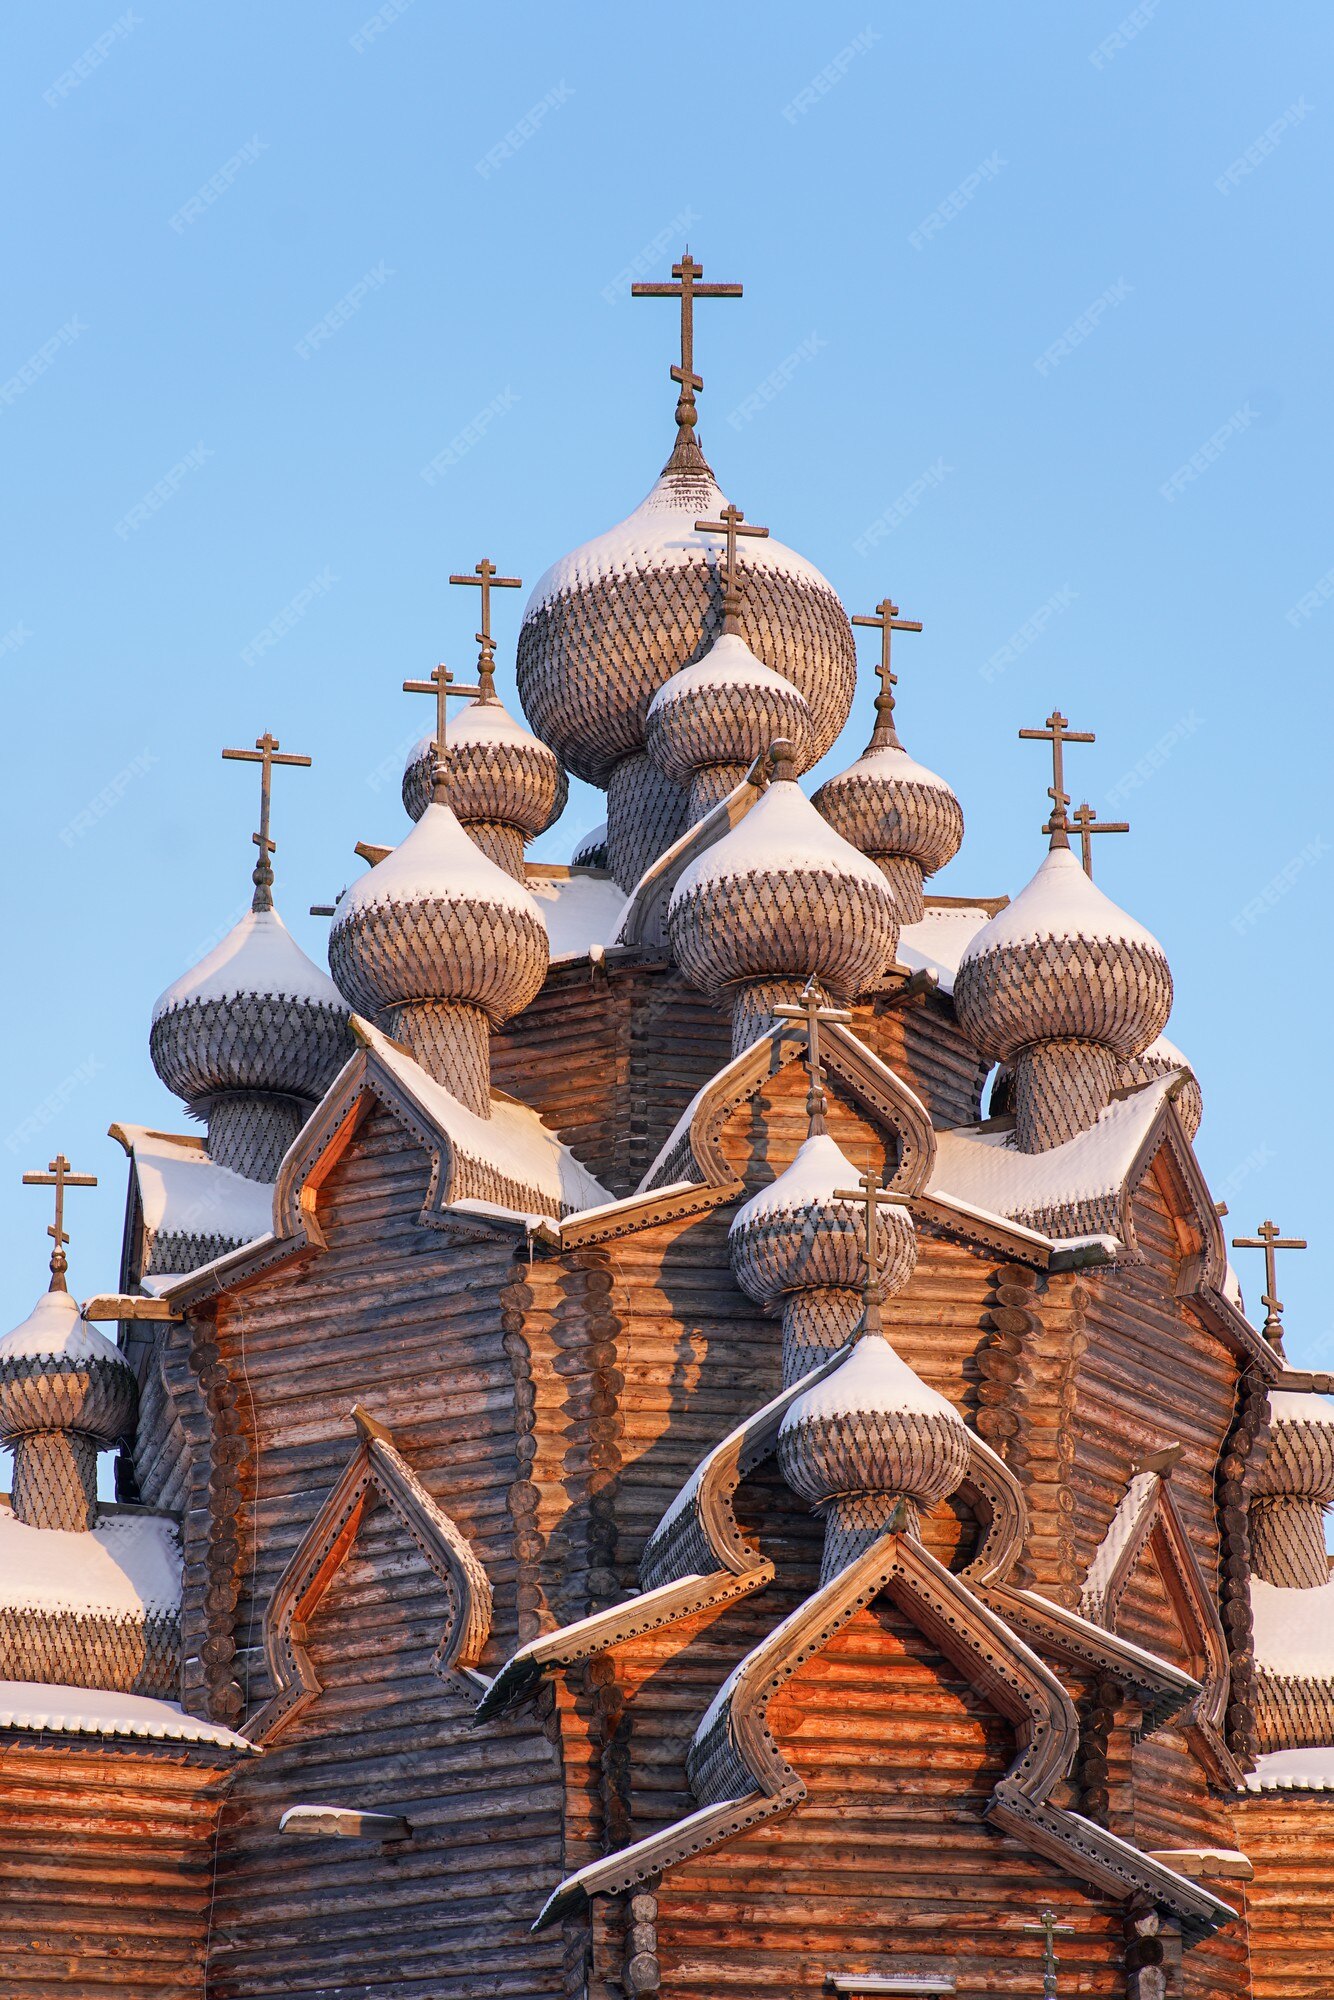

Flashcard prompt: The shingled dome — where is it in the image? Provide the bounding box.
[0,1288,137,1534]
[814,737,964,926]
[646,632,814,824]
[401,685,567,880]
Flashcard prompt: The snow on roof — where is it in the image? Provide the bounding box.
[153,907,346,1021]
[361,1020,609,1217]
[0,1679,253,1751]
[0,1504,181,1618]
[730,1131,882,1230]
[334,801,541,923]
[1081,1469,1157,1617]
[780,1331,961,1428]
[405,692,552,766]
[114,1125,274,1248]
[926,1078,1175,1236]
[0,1286,126,1369]
[1269,1389,1334,1428]
[647,632,802,712]
[1245,1745,1334,1792]
[1251,1574,1334,1678]
[896,906,994,995]
[671,778,891,901]
[571,821,607,865]
[526,466,835,615]
[959,843,1165,965]
[525,870,628,962]
[824,739,958,799]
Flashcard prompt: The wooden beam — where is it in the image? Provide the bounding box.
[81,1293,180,1321]
[278,1805,411,1841]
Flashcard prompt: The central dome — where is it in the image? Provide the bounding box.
[516,459,855,787]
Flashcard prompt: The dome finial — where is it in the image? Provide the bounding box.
[1067,799,1131,877]
[851,597,923,750]
[631,252,742,468]
[402,661,480,807]
[21,1153,97,1294]
[449,557,522,696]
[1232,1217,1307,1352]
[832,1157,907,1338]
[1018,708,1096,850]
[693,502,768,634]
[771,976,852,1138]
[221,731,313,913]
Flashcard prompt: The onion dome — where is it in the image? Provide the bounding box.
[1250,1391,1334,1590]
[1119,1032,1203,1142]
[402,664,568,880]
[0,1288,136,1534]
[729,1131,916,1379]
[571,821,608,869]
[954,842,1172,1154]
[328,797,548,1115]
[778,1331,970,1581]
[813,736,962,928]
[647,632,814,825]
[667,743,899,1055]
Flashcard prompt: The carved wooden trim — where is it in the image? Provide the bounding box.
[986,1583,1201,1735]
[615,763,769,951]
[245,1404,492,1746]
[956,1431,1029,1586]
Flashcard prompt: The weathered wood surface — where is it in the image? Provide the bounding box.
[1236,1792,1334,1999]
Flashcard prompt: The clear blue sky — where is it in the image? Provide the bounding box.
[2,4,1330,1367]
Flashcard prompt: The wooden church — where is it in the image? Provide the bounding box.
[2,257,1331,1999]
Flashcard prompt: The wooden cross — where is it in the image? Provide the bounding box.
[1065,801,1130,878]
[402,663,481,803]
[22,1153,97,1292]
[448,559,521,690]
[1019,710,1096,844]
[1232,1218,1307,1345]
[772,976,852,1135]
[852,598,922,739]
[632,253,742,435]
[221,733,312,912]
[1022,1907,1075,1997]
[833,1159,904,1331]
[694,503,769,631]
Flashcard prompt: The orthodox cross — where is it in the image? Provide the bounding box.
[694,503,769,632]
[1019,710,1096,845]
[833,1158,903,1333]
[772,977,851,1135]
[852,598,922,744]
[402,662,481,802]
[448,559,521,692]
[1231,1218,1307,1346]
[22,1154,98,1292]
[221,733,312,912]
[1022,1908,1075,1998]
[632,254,742,438]
[1063,802,1131,878]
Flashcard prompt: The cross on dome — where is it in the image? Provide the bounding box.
[402,662,481,803]
[851,597,922,742]
[693,502,769,632]
[448,558,521,690]
[1018,709,1096,846]
[220,732,313,912]
[632,253,742,441]
[772,975,852,1135]
[22,1154,97,1293]
[833,1159,907,1333]
[1064,800,1130,878]
[1232,1217,1307,1346]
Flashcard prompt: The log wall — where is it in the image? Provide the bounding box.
[1235,1791,1334,1999]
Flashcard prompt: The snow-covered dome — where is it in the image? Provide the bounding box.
[813,731,963,927]
[1120,1032,1203,1141]
[647,633,814,788]
[0,1286,137,1533]
[150,907,352,1115]
[1254,1391,1334,1503]
[729,1132,915,1309]
[516,458,855,789]
[571,822,608,869]
[401,675,567,877]
[667,749,899,1050]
